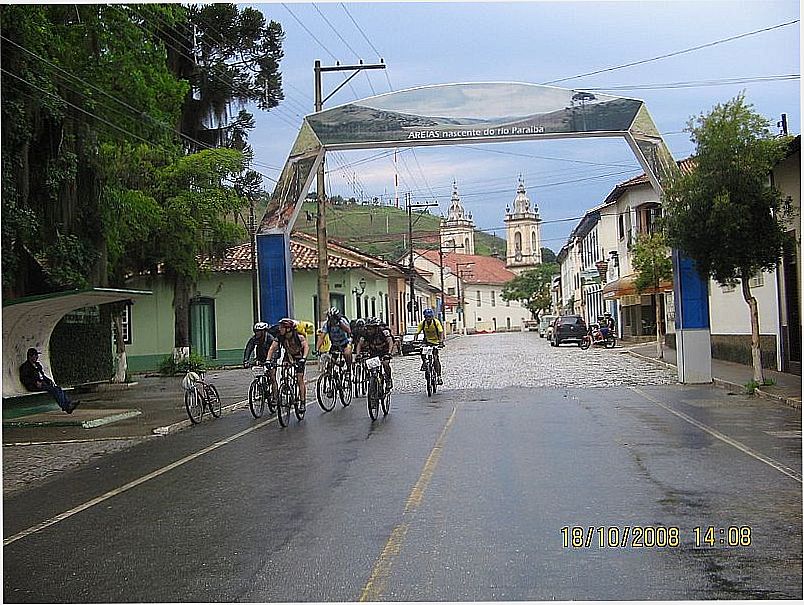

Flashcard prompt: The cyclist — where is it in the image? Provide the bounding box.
[601,312,616,338]
[266,317,310,409]
[416,308,445,385]
[316,307,353,369]
[243,322,274,367]
[355,317,394,390]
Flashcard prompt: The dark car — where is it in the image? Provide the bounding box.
[400,325,424,356]
[550,315,587,347]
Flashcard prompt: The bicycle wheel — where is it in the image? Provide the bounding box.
[206,384,222,418]
[354,363,365,397]
[293,386,305,421]
[339,369,353,407]
[317,373,336,412]
[380,378,391,416]
[367,374,380,421]
[248,379,264,418]
[277,386,292,427]
[185,388,204,424]
[425,366,433,397]
[265,378,277,414]
[580,336,591,350]
[430,368,438,395]
[605,336,616,349]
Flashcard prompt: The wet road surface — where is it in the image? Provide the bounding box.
[3,334,801,601]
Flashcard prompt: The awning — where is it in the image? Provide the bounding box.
[3,288,152,397]
[602,274,673,301]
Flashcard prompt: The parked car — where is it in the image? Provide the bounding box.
[550,315,587,347]
[524,319,540,332]
[400,325,424,356]
[538,315,557,339]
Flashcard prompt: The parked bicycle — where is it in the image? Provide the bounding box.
[365,355,390,421]
[352,352,369,398]
[275,359,305,427]
[182,370,222,424]
[421,345,438,397]
[316,349,352,412]
[247,361,276,418]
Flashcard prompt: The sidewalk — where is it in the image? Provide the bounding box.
[625,342,801,410]
[2,365,322,445]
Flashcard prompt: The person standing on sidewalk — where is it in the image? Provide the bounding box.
[19,348,80,413]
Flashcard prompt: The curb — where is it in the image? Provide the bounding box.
[626,350,802,410]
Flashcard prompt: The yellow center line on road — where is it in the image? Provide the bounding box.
[3,415,278,547]
[630,387,802,483]
[359,405,457,602]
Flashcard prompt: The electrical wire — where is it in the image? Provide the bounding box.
[541,19,800,85]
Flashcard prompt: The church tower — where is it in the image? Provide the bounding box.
[440,180,475,255]
[505,176,542,273]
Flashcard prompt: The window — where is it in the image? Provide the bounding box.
[447,287,456,296]
[476,290,482,305]
[491,291,496,307]
[749,273,765,288]
[531,230,537,254]
[121,302,132,345]
[618,214,625,240]
[506,299,510,307]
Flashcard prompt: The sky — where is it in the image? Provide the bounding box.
[246,0,801,254]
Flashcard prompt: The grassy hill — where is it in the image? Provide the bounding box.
[291,201,508,261]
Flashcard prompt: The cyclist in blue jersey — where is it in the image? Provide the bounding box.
[316,308,353,370]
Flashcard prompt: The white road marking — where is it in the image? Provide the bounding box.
[630,387,802,483]
[4,415,277,546]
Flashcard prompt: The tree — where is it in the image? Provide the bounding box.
[501,264,558,319]
[156,148,249,359]
[663,94,792,383]
[632,232,673,359]
[541,247,557,264]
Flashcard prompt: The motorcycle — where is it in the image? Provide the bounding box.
[580,323,616,350]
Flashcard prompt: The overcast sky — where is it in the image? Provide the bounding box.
[248,0,800,253]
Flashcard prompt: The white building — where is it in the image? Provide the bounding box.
[440,181,475,255]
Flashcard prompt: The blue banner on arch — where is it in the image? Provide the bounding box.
[672,251,710,330]
[257,233,292,325]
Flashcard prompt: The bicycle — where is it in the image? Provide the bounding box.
[365,355,390,421]
[247,361,276,418]
[275,359,305,427]
[182,370,222,424]
[352,352,369,398]
[421,345,438,397]
[316,349,352,412]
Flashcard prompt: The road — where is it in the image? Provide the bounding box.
[3,332,802,601]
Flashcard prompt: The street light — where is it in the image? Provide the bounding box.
[352,277,367,296]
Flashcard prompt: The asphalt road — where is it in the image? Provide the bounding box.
[3,334,802,602]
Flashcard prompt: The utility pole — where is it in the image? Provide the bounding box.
[314,59,386,325]
[456,261,474,335]
[249,196,259,323]
[407,194,438,326]
[438,242,464,327]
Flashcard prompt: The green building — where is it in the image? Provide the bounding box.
[124,232,403,373]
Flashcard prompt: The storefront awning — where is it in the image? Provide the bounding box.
[602,274,673,300]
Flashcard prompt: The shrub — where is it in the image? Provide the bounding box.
[158,352,207,376]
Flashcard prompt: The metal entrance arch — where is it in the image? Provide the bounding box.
[258,82,711,383]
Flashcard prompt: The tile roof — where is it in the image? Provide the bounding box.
[416,249,517,285]
[199,237,366,272]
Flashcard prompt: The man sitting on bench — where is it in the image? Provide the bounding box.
[19,348,80,414]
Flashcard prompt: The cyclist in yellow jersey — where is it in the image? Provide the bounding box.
[416,308,445,384]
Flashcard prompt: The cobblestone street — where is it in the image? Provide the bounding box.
[391,331,677,392]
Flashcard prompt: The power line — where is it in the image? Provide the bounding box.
[587,74,799,92]
[541,19,800,85]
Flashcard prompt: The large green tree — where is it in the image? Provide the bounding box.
[501,263,558,319]
[663,94,793,382]
[632,232,673,359]
[1,4,187,298]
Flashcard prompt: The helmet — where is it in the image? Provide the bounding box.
[604,312,612,317]
[327,307,341,320]
[366,317,380,328]
[423,308,435,319]
[253,321,269,332]
[354,318,366,327]
[278,317,296,328]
